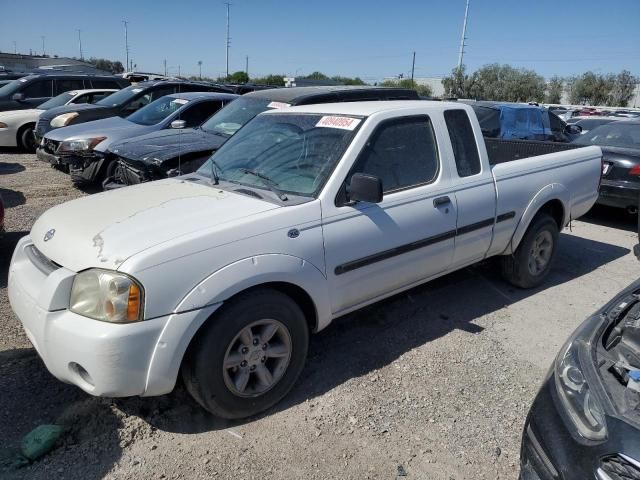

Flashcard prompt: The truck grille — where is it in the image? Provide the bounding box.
[599,454,640,480]
[24,244,60,275]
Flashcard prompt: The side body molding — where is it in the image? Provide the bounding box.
[175,254,333,331]
[503,183,570,255]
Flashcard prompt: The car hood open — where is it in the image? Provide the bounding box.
[30,178,279,272]
[110,128,226,165]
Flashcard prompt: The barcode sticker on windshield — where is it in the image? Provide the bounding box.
[267,101,290,109]
[316,116,361,130]
[171,98,188,105]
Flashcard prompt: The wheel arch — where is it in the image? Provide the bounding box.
[16,121,36,147]
[504,183,569,254]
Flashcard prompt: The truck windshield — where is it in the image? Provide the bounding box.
[198,113,362,197]
[200,96,285,137]
[127,96,189,125]
[38,91,75,110]
[96,85,142,107]
[574,123,640,149]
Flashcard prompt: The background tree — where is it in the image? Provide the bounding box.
[608,70,638,107]
[381,78,433,97]
[250,74,286,86]
[331,75,366,85]
[545,76,564,104]
[302,71,329,80]
[227,71,249,83]
[85,57,124,74]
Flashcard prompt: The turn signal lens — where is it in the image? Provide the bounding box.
[127,283,141,321]
[629,165,640,176]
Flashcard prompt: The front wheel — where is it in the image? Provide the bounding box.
[182,288,309,419]
[19,125,38,152]
[501,213,559,288]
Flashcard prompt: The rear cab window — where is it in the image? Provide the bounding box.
[444,109,481,177]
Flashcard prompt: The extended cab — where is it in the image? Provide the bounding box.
[8,101,602,419]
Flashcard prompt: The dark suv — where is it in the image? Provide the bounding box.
[0,73,129,112]
[104,86,419,188]
[35,80,233,141]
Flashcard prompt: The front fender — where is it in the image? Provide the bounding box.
[504,183,569,254]
[176,254,333,331]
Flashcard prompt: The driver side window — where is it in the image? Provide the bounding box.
[348,116,439,193]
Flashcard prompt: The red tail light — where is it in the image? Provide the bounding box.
[629,165,640,176]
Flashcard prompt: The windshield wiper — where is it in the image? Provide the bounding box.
[209,159,223,185]
[239,168,288,201]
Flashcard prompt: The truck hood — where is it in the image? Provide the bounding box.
[30,178,279,272]
[110,127,226,164]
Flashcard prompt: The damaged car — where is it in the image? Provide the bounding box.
[37,92,237,186]
[520,247,640,479]
[103,85,419,188]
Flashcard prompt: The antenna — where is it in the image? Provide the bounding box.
[224,2,231,79]
[457,0,470,73]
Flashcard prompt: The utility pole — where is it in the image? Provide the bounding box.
[163,59,167,76]
[178,65,181,77]
[198,60,202,80]
[123,20,130,72]
[245,55,248,78]
[224,2,231,79]
[41,36,45,56]
[13,41,16,54]
[410,51,416,86]
[457,0,470,74]
[77,30,83,60]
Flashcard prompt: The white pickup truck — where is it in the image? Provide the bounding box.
[8,101,602,419]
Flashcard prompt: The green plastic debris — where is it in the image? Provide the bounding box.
[20,425,65,461]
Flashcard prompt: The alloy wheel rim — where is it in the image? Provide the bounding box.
[222,319,292,398]
[528,230,553,276]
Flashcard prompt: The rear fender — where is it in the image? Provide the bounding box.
[175,254,332,331]
[503,183,569,254]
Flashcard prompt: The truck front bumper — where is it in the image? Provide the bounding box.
[8,236,219,398]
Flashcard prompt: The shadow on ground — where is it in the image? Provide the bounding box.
[0,161,26,175]
[582,204,638,234]
[1,188,26,209]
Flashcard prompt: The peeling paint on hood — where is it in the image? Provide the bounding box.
[30,178,279,272]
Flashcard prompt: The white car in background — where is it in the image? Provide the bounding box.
[0,89,117,151]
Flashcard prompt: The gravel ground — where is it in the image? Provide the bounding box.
[1,150,638,479]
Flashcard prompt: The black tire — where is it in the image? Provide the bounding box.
[19,125,37,153]
[182,288,309,419]
[501,213,559,289]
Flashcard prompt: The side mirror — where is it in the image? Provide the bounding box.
[170,119,186,129]
[347,173,383,203]
[565,124,582,135]
[11,92,25,101]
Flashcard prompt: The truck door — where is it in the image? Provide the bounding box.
[321,114,458,315]
[443,109,497,269]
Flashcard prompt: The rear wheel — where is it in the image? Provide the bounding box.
[182,288,309,419]
[501,213,558,288]
[19,125,37,152]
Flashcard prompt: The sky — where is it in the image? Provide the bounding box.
[1,0,639,81]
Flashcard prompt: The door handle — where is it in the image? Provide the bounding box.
[433,196,451,207]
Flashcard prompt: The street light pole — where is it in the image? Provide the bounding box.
[224,2,231,79]
[457,0,470,73]
[198,60,202,80]
[123,20,130,72]
[41,36,45,56]
[77,30,83,60]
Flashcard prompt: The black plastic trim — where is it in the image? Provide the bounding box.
[334,210,516,275]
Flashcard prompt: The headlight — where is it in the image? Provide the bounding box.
[57,136,106,153]
[50,112,79,128]
[554,315,607,440]
[69,269,144,323]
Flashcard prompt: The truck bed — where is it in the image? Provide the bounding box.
[485,138,582,165]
